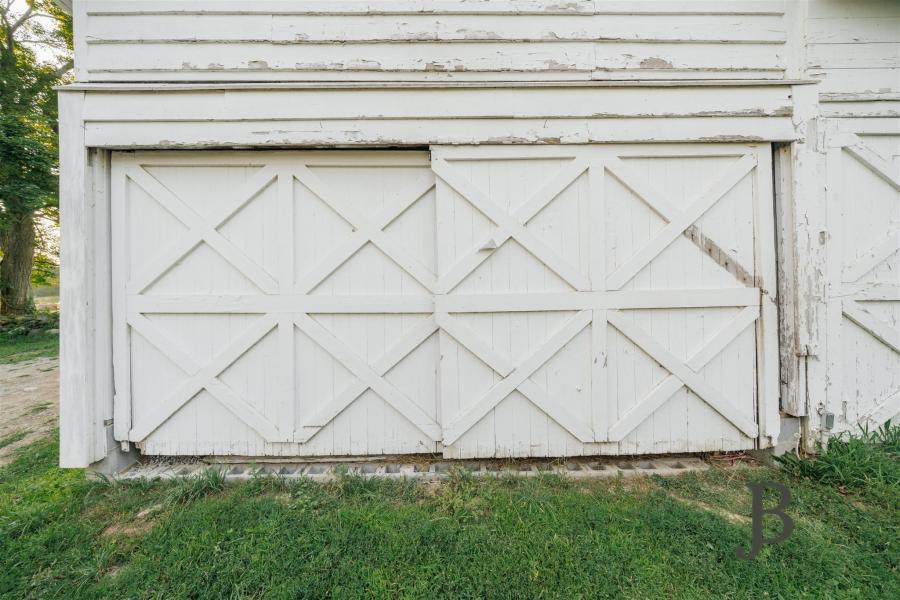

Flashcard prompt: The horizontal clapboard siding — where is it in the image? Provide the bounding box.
[75,0,789,82]
[74,84,797,147]
[808,0,900,102]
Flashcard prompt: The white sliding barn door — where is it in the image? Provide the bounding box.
[825,127,900,434]
[111,145,777,457]
[112,151,440,456]
[433,145,777,458]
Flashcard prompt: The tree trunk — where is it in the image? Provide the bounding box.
[0,212,36,315]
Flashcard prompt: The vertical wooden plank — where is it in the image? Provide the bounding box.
[92,150,115,460]
[753,144,781,448]
[773,143,803,416]
[276,169,296,441]
[368,172,388,456]
[632,150,652,452]
[824,135,845,442]
[436,328,457,458]
[278,315,296,442]
[590,151,610,442]
[432,147,454,456]
[791,84,828,450]
[110,153,133,443]
[59,90,99,467]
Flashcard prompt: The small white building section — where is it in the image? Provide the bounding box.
[55,0,899,468]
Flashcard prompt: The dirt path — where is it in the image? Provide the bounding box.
[0,357,59,465]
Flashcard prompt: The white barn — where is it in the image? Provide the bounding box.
[55,0,899,469]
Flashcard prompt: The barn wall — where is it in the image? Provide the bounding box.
[56,0,899,466]
[58,77,797,466]
[74,0,793,82]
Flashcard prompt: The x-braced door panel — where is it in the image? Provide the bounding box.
[112,151,441,456]
[825,126,900,433]
[432,145,777,459]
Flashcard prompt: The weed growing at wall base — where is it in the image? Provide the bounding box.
[777,420,900,507]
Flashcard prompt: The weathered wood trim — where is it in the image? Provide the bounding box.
[787,83,827,448]
[110,149,434,166]
[80,86,794,122]
[83,117,797,148]
[58,89,89,466]
[59,91,112,467]
[773,143,803,417]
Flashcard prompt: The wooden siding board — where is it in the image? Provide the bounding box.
[808,42,899,70]
[85,14,789,43]
[808,17,900,44]
[82,42,784,74]
[83,1,786,17]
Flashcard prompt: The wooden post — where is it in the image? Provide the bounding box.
[790,83,828,452]
[59,90,96,467]
[59,90,124,469]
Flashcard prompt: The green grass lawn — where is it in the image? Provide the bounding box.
[0,330,58,364]
[1,430,897,600]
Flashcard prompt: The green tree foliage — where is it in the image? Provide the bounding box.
[0,0,71,315]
